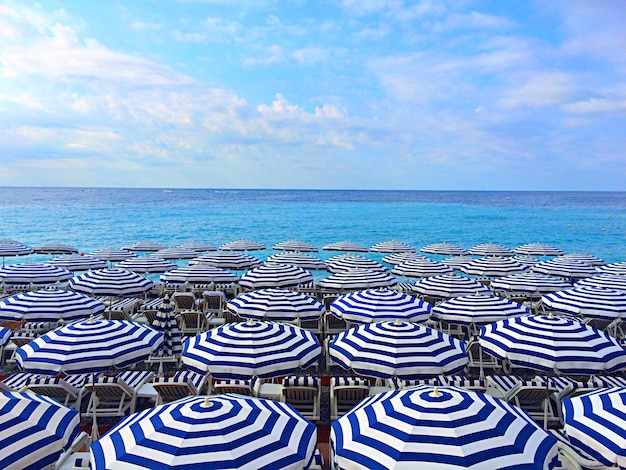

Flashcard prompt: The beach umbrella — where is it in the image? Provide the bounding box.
[0,391,81,470]
[69,268,154,297]
[441,256,474,271]
[467,243,514,257]
[152,247,199,260]
[122,241,167,252]
[460,256,528,278]
[514,243,564,257]
[575,274,626,293]
[512,255,540,267]
[331,385,559,470]
[0,263,72,285]
[326,255,388,273]
[152,295,182,356]
[431,294,530,328]
[532,257,596,280]
[90,394,317,470]
[541,286,626,321]
[420,243,466,256]
[0,289,105,323]
[0,240,32,267]
[182,320,321,379]
[16,318,163,374]
[561,253,605,266]
[329,289,431,324]
[318,268,397,291]
[322,241,369,253]
[239,263,313,290]
[411,274,489,299]
[190,252,262,270]
[49,254,107,271]
[490,272,571,296]
[0,327,12,348]
[33,242,78,255]
[220,239,266,251]
[176,241,217,252]
[116,256,177,273]
[392,258,453,278]
[266,253,327,270]
[89,247,137,262]
[381,252,425,266]
[272,240,318,252]
[598,262,626,275]
[228,288,324,322]
[562,387,626,469]
[479,314,626,375]
[369,240,416,253]
[329,320,467,380]
[161,265,239,285]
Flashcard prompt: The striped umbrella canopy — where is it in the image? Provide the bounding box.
[441,256,474,271]
[392,258,453,278]
[369,240,416,253]
[49,254,107,271]
[318,268,398,291]
[0,391,81,470]
[467,243,514,257]
[420,243,466,256]
[90,394,317,470]
[326,255,388,273]
[0,327,12,348]
[69,268,154,297]
[33,242,78,255]
[190,252,262,270]
[228,288,323,322]
[381,252,425,266]
[0,263,73,285]
[532,257,597,279]
[561,253,605,266]
[239,263,313,290]
[160,265,239,285]
[116,256,177,273]
[16,318,163,374]
[122,241,167,252]
[0,240,32,266]
[479,314,626,375]
[220,239,266,251]
[514,243,564,257]
[176,241,217,252]
[329,289,431,324]
[411,274,489,299]
[598,262,626,275]
[89,247,137,262]
[490,272,571,295]
[512,255,540,267]
[322,241,369,252]
[331,385,559,470]
[329,320,467,379]
[542,286,626,320]
[460,256,529,278]
[562,387,626,469]
[431,294,530,327]
[0,289,105,323]
[575,274,626,293]
[152,295,182,356]
[266,253,327,270]
[272,240,318,252]
[182,320,321,379]
[152,247,199,260]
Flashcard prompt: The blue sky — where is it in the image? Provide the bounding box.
[0,0,624,190]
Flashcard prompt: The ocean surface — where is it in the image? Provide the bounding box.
[1,188,624,273]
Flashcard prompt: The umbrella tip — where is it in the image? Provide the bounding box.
[201,396,213,408]
[394,318,401,325]
[429,386,443,398]
[88,316,95,323]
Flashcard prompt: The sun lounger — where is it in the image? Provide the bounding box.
[1,372,42,391]
[281,376,320,421]
[22,375,83,408]
[443,375,488,393]
[212,377,259,396]
[179,310,209,336]
[83,370,154,418]
[330,377,369,420]
[54,431,90,470]
[152,370,211,404]
[549,429,610,470]
[172,292,199,312]
[466,337,502,378]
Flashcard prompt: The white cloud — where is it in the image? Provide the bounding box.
[499,72,578,109]
[131,21,162,31]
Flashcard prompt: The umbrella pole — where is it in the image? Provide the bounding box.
[90,372,100,443]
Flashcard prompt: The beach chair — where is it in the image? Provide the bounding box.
[435,319,468,340]
[223,310,240,324]
[368,377,397,396]
[22,375,83,408]
[152,371,211,404]
[83,370,154,418]
[54,431,90,470]
[213,377,258,396]
[324,335,340,371]
[399,376,447,389]
[281,376,321,421]
[324,313,347,337]
[299,315,324,339]
[142,309,159,326]
[1,372,42,391]
[442,375,487,393]
[549,429,611,470]
[330,377,369,420]
[179,310,209,336]
[466,337,502,378]
[6,331,39,364]
[172,292,198,312]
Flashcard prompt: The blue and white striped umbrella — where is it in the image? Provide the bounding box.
[561,253,605,266]
[432,294,530,327]
[331,385,559,470]
[369,240,416,253]
[152,247,199,260]
[411,274,489,299]
[182,320,321,379]
[0,263,73,285]
[152,295,182,356]
[272,240,318,252]
[228,288,324,322]
[514,243,564,257]
[0,327,12,348]
[563,387,626,469]
[176,241,217,252]
[441,256,474,271]
[318,268,398,291]
[381,252,425,266]
[116,256,177,273]
[420,243,466,256]
[190,252,262,270]
[542,286,626,320]
[512,255,540,267]
[89,247,137,262]
[326,254,388,273]
[49,254,107,271]
[90,394,317,470]
[532,257,597,279]
[220,239,266,251]
[239,263,313,289]
[467,243,514,257]
[329,289,431,324]
[322,240,369,252]
[0,240,32,266]
[0,289,105,323]
[479,314,626,375]
[460,256,529,277]
[392,258,453,278]
[69,268,154,297]
[330,321,467,379]
[16,318,163,374]
[33,242,78,255]
[122,241,167,252]
[598,262,626,275]
[0,391,80,470]
[160,265,239,284]
[575,273,626,293]
[266,252,327,270]
[490,272,571,295]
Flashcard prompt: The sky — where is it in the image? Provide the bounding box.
[0,0,625,190]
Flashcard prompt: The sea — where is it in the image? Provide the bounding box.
[1,188,624,275]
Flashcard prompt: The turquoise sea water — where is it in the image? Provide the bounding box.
[0,188,624,268]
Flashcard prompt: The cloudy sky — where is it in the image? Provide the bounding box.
[1,0,624,190]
